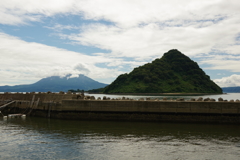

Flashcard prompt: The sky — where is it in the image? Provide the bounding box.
[0,0,240,88]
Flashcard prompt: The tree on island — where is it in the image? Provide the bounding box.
[103,49,222,94]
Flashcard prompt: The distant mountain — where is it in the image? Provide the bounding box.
[0,74,108,92]
[222,87,240,93]
[103,49,222,94]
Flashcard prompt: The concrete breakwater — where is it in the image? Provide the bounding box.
[1,92,240,123]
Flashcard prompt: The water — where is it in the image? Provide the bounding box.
[85,93,240,101]
[1,117,240,160]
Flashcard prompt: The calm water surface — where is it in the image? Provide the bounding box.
[85,93,240,101]
[1,117,240,160]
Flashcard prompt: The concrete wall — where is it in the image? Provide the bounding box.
[59,100,240,114]
[1,93,240,123]
[1,93,239,114]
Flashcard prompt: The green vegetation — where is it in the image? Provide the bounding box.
[87,88,105,93]
[68,89,85,93]
[103,49,222,94]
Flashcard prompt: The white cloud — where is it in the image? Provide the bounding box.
[200,54,240,72]
[0,32,126,85]
[74,63,89,74]
[0,0,79,25]
[214,74,240,87]
[59,16,240,61]
[1,0,240,26]
[2,0,240,59]
[0,0,240,88]
[76,0,240,27]
[44,24,81,32]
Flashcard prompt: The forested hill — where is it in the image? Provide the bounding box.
[103,49,222,94]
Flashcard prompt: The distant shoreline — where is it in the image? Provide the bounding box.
[88,92,224,96]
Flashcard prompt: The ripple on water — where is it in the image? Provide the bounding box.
[1,118,240,160]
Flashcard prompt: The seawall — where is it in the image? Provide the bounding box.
[1,93,240,123]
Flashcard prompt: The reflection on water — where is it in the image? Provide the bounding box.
[1,117,240,160]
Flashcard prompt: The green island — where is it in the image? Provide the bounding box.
[96,49,222,94]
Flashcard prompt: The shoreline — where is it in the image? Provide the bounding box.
[88,92,224,96]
